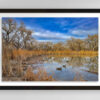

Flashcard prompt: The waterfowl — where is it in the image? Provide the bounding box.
[56,67,62,71]
[62,65,66,68]
[66,60,69,62]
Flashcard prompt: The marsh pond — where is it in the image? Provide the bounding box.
[28,55,98,81]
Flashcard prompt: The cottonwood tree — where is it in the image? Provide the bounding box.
[85,34,98,51]
[2,19,17,45]
[17,22,33,49]
[66,38,85,51]
[66,38,76,50]
[2,18,34,49]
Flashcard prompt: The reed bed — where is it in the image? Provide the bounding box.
[13,49,98,58]
[22,67,54,81]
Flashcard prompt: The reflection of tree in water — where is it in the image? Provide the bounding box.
[46,56,64,63]
[47,56,98,74]
[86,56,98,73]
[67,57,86,67]
[67,56,98,73]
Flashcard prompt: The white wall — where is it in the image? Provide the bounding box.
[0,90,100,100]
[0,0,100,100]
[0,0,100,8]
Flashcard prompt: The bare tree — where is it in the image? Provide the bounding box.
[2,19,34,49]
[2,19,17,45]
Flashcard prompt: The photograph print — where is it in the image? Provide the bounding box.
[2,17,98,82]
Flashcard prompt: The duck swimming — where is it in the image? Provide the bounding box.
[56,67,62,71]
[62,65,66,68]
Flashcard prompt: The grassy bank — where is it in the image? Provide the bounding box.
[12,49,98,58]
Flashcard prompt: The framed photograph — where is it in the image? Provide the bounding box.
[0,9,99,90]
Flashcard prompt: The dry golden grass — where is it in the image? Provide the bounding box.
[2,47,24,77]
[22,67,35,81]
[22,67,54,81]
[73,72,86,81]
[12,49,98,58]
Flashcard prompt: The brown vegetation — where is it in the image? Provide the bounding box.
[22,67,54,81]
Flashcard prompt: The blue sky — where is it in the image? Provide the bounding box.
[3,17,98,43]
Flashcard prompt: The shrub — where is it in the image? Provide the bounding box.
[22,67,54,81]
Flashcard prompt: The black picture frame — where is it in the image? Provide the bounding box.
[0,9,99,90]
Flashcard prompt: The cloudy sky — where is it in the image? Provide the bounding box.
[4,17,98,43]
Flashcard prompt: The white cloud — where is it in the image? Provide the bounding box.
[32,30,71,40]
[71,29,98,36]
[37,39,60,43]
[31,26,98,43]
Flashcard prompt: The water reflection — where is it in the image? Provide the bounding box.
[33,56,98,81]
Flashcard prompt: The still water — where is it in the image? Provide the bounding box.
[33,56,98,81]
